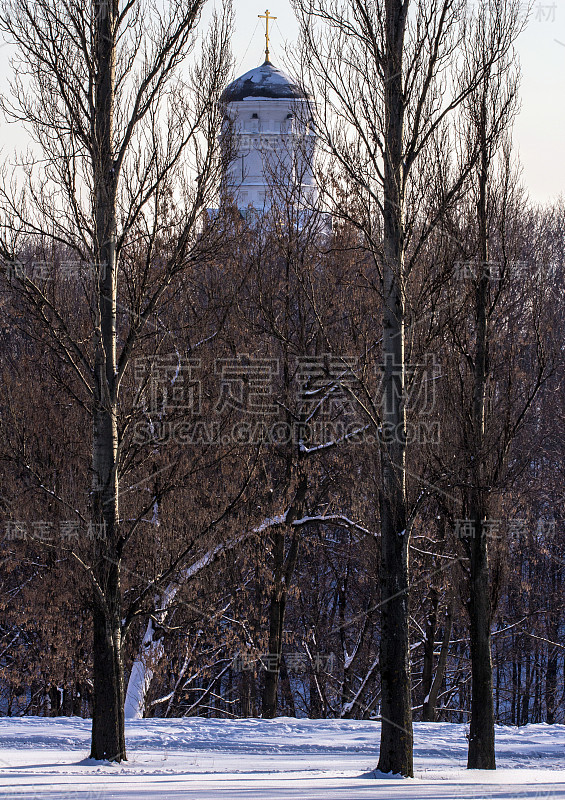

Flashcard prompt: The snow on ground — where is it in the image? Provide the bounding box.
[0,716,564,799]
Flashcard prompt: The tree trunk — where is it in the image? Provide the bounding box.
[89,0,124,762]
[48,686,62,717]
[124,619,164,720]
[309,672,322,718]
[73,685,83,717]
[521,651,531,725]
[262,529,299,718]
[467,516,495,767]
[377,0,413,778]
[91,596,126,761]
[546,646,558,724]
[421,590,438,718]
[261,531,286,719]
[546,571,559,724]
[279,652,296,717]
[467,113,495,769]
[423,600,453,722]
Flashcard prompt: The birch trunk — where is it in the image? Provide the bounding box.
[124,620,164,720]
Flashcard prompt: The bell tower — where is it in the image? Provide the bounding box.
[220,20,316,212]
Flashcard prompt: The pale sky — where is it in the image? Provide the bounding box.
[229,0,565,206]
[0,1,563,205]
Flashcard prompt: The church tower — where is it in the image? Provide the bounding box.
[220,11,316,212]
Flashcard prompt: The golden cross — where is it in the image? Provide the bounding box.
[258,9,277,63]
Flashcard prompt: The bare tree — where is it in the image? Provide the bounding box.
[461,7,521,769]
[0,0,232,761]
[290,0,524,776]
[429,33,552,766]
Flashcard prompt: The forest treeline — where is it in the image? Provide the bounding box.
[1,192,563,723]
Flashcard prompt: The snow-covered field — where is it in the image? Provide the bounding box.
[0,716,563,799]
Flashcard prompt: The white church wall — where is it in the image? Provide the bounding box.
[223,96,317,211]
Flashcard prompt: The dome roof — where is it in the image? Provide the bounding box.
[220,61,307,103]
